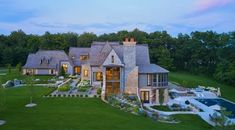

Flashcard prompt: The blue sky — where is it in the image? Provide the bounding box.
[0,0,234,36]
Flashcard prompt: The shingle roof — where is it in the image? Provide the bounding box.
[23,50,70,70]
[70,42,151,66]
[138,64,169,73]
[69,47,90,66]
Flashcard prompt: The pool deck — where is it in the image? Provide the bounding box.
[147,95,235,126]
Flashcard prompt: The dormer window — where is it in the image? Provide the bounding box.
[111,55,114,63]
[80,55,89,61]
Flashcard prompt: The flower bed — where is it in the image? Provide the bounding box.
[77,80,92,92]
[107,95,141,115]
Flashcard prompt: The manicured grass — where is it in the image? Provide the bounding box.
[171,115,211,130]
[0,87,212,130]
[0,68,54,84]
[169,71,235,102]
[151,105,172,111]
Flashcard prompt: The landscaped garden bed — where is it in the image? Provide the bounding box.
[77,80,92,93]
[151,105,172,111]
[58,84,70,92]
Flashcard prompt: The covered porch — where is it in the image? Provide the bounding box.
[139,87,169,105]
[101,65,124,97]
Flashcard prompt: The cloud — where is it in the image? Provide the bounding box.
[185,0,232,18]
[196,0,231,13]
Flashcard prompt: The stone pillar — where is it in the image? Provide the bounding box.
[163,89,169,105]
[101,67,106,100]
[155,89,160,105]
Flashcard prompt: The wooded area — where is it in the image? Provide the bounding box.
[0,29,234,85]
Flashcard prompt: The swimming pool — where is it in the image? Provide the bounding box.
[195,98,235,119]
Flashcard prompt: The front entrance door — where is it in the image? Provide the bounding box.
[141,91,149,103]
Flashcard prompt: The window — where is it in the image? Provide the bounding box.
[50,69,54,74]
[80,55,89,61]
[147,74,151,86]
[106,67,120,81]
[153,74,157,86]
[93,72,103,81]
[111,55,114,63]
[62,64,68,73]
[74,67,81,74]
[84,69,88,77]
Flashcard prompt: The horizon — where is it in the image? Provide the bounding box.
[0,0,235,36]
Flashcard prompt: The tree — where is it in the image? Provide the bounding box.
[59,66,66,77]
[7,64,12,74]
[25,76,36,107]
[16,63,22,73]
[77,32,97,47]
[156,46,174,70]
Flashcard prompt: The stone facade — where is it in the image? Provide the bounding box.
[123,38,138,95]
[124,66,138,94]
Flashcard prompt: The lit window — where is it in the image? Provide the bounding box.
[93,72,103,81]
[111,55,114,63]
[84,69,88,77]
[74,67,81,74]
[62,64,68,73]
[80,55,89,61]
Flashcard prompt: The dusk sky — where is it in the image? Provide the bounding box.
[0,0,234,36]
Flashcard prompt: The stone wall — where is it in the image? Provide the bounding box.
[124,67,138,94]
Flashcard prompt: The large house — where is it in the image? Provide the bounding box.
[23,38,169,104]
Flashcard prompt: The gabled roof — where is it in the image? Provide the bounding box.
[138,64,169,73]
[71,42,150,66]
[23,50,70,70]
[69,47,90,66]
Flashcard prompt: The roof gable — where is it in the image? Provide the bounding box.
[102,49,123,66]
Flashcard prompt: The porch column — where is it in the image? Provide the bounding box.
[155,89,160,105]
[101,67,106,100]
[163,89,169,105]
[156,74,159,87]
[150,90,153,104]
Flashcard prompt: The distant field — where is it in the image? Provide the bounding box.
[169,71,235,102]
[0,68,7,74]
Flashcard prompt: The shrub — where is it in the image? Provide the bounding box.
[78,86,91,92]
[58,85,70,92]
[59,66,66,76]
[97,88,102,95]
[159,89,164,105]
[185,100,190,105]
[93,95,97,98]
[85,95,88,97]
[132,106,140,114]
[80,95,83,98]
[138,110,148,117]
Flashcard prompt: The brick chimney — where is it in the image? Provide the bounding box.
[123,37,136,46]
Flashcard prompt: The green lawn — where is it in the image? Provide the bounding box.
[0,87,212,130]
[169,71,235,102]
[0,68,54,84]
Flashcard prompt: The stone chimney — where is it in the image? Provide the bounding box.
[123,37,136,46]
[123,37,138,94]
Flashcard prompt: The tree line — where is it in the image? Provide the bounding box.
[0,29,234,85]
